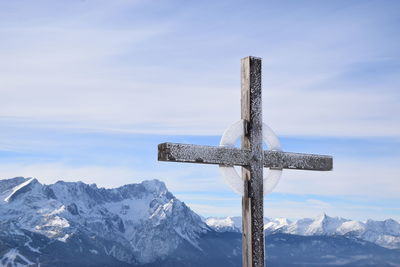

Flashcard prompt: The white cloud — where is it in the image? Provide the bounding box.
[0,161,227,192]
[0,0,399,138]
[274,157,400,198]
[188,203,241,218]
[0,0,399,221]
[263,199,400,222]
[0,163,138,187]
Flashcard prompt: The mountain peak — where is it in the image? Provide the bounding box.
[205,216,241,232]
[315,212,328,221]
[0,177,33,194]
[141,179,167,193]
[3,177,39,203]
[0,177,208,265]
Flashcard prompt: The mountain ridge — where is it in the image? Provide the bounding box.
[1,177,399,267]
[0,177,211,265]
[206,213,400,249]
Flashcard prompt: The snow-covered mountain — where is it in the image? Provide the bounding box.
[1,177,399,267]
[206,213,400,249]
[0,177,243,266]
[205,217,241,232]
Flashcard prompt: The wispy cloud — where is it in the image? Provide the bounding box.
[0,0,399,220]
[0,0,399,137]
[275,158,400,198]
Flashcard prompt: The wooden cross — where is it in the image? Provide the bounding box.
[157,56,333,267]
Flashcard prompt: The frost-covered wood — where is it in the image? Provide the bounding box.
[241,56,264,267]
[158,143,332,170]
[264,151,332,171]
[157,56,333,267]
[158,143,250,166]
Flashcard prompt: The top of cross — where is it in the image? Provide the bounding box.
[158,56,332,172]
[157,56,333,267]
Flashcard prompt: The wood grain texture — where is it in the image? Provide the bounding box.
[158,142,250,166]
[156,56,334,267]
[241,56,264,267]
[158,143,333,171]
[264,151,332,171]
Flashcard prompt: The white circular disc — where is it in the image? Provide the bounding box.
[219,120,283,195]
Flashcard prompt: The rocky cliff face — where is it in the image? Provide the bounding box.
[1,177,399,267]
[0,177,213,266]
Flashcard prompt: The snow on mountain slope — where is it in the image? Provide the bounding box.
[264,218,291,232]
[205,217,241,232]
[205,217,279,233]
[292,213,348,235]
[3,178,36,203]
[1,177,399,266]
[1,248,34,267]
[0,177,210,265]
[206,213,400,249]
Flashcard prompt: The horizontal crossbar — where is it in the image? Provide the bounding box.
[158,143,332,171]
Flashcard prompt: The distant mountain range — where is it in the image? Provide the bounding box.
[206,213,400,250]
[0,177,399,266]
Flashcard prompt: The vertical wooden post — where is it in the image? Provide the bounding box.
[241,56,264,267]
[158,55,332,266]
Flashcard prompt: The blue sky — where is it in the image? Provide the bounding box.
[0,0,399,221]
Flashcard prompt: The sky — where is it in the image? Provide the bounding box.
[0,0,399,221]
